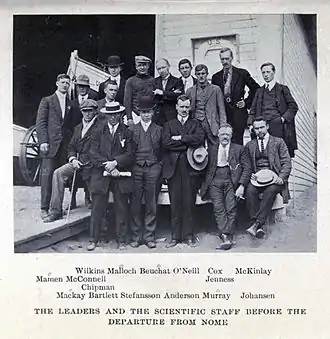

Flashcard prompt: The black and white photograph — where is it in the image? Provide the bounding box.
[13,14,317,253]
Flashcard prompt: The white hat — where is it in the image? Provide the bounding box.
[100,101,125,114]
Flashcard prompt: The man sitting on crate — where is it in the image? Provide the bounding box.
[43,99,100,223]
[244,117,292,238]
[88,102,134,251]
[200,123,252,250]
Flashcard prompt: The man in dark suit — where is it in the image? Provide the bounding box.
[212,47,260,145]
[186,64,227,145]
[153,58,184,126]
[129,96,163,249]
[71,74,98,127]
[163,94,205,248]
[88,102,134,251]
[200,123,251,250]
[248,62,299,157]
[245,117,292,238]
[98,55,126,105]
[178,58,197,93]
[36,73,74,220]
[43,99,100,222]
[97,80,118,113]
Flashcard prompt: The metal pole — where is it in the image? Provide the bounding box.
[66,168,77,223]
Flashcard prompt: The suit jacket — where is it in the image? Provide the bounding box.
[98,75,126,104]
[89,122,134,195]
[186,83,227,136]
[71,91,99,127]
[248,83,299,157]
[36,92,74,158]
[130,122,163,163]
[154,74,184,123]
[180,76,197,92]
[245,135,292,202]
[212,66,260,110]
[200,142,252,199]
[162,118,205,179]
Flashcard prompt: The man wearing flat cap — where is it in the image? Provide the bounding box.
[43,99,100,222]
[98,55,126,105]
[162,94,205,248]
[129,96,163,249]
[36,73,74,221]
[88,102,134,251]
[244,117,291,238]
[124,55,155,127]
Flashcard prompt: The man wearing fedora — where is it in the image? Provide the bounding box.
[36,73,74,220]
[43,99,100,222]
[163,94,205,248]
[124,55,155,126]
[88,102,134,251]
[129,96,163,249]
[200,123,252,250]
[97,80,118,113]
[98,55,126,105]
[186,64,227,145]
[245,117,292,238]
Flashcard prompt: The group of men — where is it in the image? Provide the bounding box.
[35,47,298,251]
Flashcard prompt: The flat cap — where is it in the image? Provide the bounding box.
[135,55,152,64]
[80,99,98,111]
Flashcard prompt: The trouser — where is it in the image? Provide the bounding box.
[167,155,197,241]
[90,181,130,244]
[226,105,247,145]
[131,162,162,242]
[200,119,218,145]
[246,183,283,225]
[208,167,237,236]
[40,144,67,211]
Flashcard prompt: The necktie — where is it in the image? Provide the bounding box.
[220,145,227,164]
[180,117,185,125]
[260,137,265,153]
[110,126,114,136]
[266,84,270,91]
[184,78,187,91]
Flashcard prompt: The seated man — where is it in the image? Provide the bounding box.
[245,117,292,238]
[43,99,100,222]
[200,123,251,250]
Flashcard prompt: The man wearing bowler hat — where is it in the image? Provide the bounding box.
[88,101,134,251]
[163,94,205,248]
[124,55,155,126]
[200,124,252,250]
[129,96,163,249]
[244,117,291,238]
[98,55,126,105]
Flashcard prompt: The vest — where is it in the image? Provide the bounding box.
[135,125,158,166]
[262,87,280,121]
[194,85,208,121]
[256,142,270,170]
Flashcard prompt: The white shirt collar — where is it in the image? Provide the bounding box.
[105,97,114,104]
[257,132,270,149]
[181,75,194,91]
[108,122,119,134]
[141,120,152,131]
[217,142,230,166]
[265,79,276,91]
[177,115,188,124]
[56,90,67,98]
[111,74,121,83]
[162,74,170,81]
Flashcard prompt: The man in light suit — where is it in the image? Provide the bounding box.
[200,123,251,250]
[186,64,227,145]
[212,47,260,145]
[244,117,292,238]
[36,73,74,220]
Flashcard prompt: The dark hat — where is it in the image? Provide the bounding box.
[251,169,278,187]
[105,55,124,67]
[187,146,208,171]
[138,96,156,111]
[75,74,90,86]
[80,99,98,111]
[100,101,125,114]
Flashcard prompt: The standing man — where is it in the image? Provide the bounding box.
[200,124,251,250]
[97,80,118,112]
[36,73,74,220]
[186,64,227,145]
[245,117,292,238]
[88,102,133,251]
[124,55,155,126]
[212,47,260,145]
[153,58,184,125]
[248,62,299,157]
[43,99,99,222]
[98,55,126,104]
[178,58,197,93]
[130,96,163,249]
[163,95,205,248]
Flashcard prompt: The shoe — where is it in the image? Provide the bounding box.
[87,241,97,251]
[218,234,233,250]
[146,241,156,249]
[246,223,259,237]
[85,196,92,209]
[117,243,127,250]
[130,241,140,248]
[166,240,178,248]
[43,212,62,223]
[40,209,48,220]
[256,228,266,239]
[184,239,198,248]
